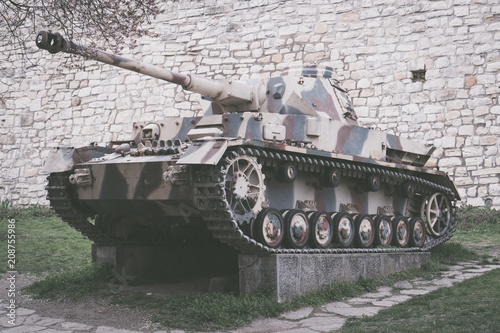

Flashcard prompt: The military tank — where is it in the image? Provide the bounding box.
[36,31,459,255]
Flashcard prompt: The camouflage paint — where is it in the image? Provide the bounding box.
[37,31,460,251]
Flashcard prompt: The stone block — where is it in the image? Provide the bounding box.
[315,23,328,34]
[279,26,299,36]
[454,6,469,17]
[467,197,485,206]
[240,253,430,302]
[490,183,500,196]
[438,157,462,168]
[341,12,360,22]
[458,125,474,136]
[435,89,456,101]
[455,177,474,186]
[465,157,483,166]
[476,74,496,85]
[441,136,456,148]
[480,136,498,146]
[478,177,499,185]
[239,254,278,294]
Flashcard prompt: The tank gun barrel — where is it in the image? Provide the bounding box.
[35,31,226,100]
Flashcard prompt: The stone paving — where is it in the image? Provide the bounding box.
[0,262,498,333]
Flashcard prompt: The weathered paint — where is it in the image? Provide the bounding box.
[177,140,228,165]
[43,145,114,173]
[37,31,460,250]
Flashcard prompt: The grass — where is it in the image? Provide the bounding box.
[0,206,92,274]
[452,229,500,256]
[110,278,380,331]
[340,268,500,333]
[339,205,500,333]
[24,263,115,299]
[111,288,287,331]
[423,241,477,270]
[454,205,500,232]
[3,205,500,331]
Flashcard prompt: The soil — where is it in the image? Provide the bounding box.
[1,274,237,332]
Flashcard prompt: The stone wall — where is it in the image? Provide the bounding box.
[1,0,499,208]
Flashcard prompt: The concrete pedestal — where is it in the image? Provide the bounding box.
[239,252,430,302]
[93,243,430,301]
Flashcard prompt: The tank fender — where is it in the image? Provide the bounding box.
[176,139,228,165]
[42,147,76,173]
[42,145,115,173]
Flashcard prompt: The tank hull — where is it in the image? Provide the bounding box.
[47,134,458,253]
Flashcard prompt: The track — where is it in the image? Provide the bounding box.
[46,172,115,245]
[193,147,457,255]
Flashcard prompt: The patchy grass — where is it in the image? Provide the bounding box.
[110,279,377,331]
[339,206,500,333]
[452,229,500,257]
[426,241,478,267]
[340,268,500,333]
[24,263,115,299]
[118,289,286,331]
[29,265,376,331]
[0,206,92,274]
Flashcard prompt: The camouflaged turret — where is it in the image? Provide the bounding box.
[37,31,459,254]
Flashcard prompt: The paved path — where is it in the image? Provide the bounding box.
[1,262,498,333]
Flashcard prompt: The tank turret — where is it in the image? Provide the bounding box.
[38,31,459,255]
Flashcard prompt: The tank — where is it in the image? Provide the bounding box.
[36,31,459,254]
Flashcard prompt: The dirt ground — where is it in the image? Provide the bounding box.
[2,274,235,331]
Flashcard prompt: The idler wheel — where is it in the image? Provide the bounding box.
[283,209,309,249]
[255,208,284,248]
[392,216,410,247]
[409,217,426,248]
[354,214,375,248]
[420,192,451,237]
[279,162,297,183]
[373,215,393,247]
[331,212,355,248]
[325,168,341,187]
[309,211,333,248]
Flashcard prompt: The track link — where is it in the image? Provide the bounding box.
[46,172,115,245]
[193,147,456,255]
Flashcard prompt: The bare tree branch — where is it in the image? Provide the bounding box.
[0,0,163,77]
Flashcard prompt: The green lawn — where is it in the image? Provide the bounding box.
[0,206,91,274]
[340,268,500,333]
